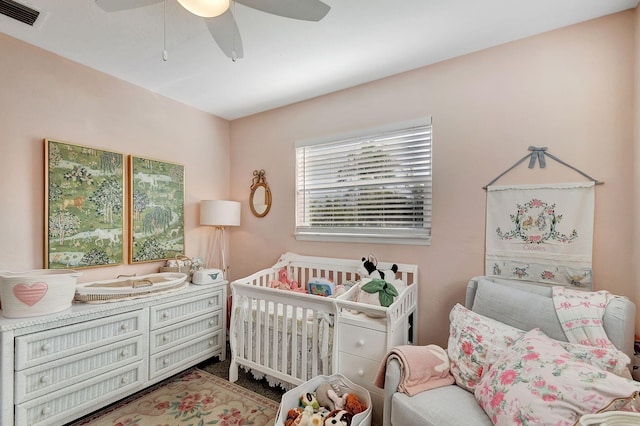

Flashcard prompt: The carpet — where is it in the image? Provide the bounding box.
[70,369,280,426]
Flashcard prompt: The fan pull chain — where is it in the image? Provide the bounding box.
[162,0,168,61]
[231,0,237,62]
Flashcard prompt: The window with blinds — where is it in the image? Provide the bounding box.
[295,118,432,245]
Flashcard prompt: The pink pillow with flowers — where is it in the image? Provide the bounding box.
[448,304,524,391]
[482,337,631,380]
[474,329,640,426]
[556,340,630,378]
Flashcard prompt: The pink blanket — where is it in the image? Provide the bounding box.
[374,344,454,396]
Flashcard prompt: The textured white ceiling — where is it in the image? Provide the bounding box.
[1,0,638,120]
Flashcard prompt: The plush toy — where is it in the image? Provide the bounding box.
[309,413,324,426]
[291,405,324,426]
[360,278,399,308]
[354,255,407,316]
[270,278,291,290]
[270,269,305,293]
[323,410,353,426]
[285,408,303,426]
[300,392,320,411]
[295,406,315,426]
[343,393,367,415]
[281,269,305,292]
[316,383,345,411]
[353,277,407,318]
[357,254,398,281]
[330,284,346,298]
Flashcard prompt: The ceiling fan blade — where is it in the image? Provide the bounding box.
[95,0,163,13]
[206,9,244,60]
[236,0,330,22]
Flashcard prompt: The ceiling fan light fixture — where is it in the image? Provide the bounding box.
[177,0,229,18]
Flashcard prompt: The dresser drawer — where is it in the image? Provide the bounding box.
[338,351,383,392]
[150,291,222,330]
[15,310,144,370]
[14,336,143,404]
[339,323,386,361]
[150,330,223,379]
[15,361,145,426]
[150,310,223,354]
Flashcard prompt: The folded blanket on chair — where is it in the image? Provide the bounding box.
[552,286,615,349]
[374,344,454,396]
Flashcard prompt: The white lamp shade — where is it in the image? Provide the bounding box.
[177,0,229,18]
[200,200,241,227]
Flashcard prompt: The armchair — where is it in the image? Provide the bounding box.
[381,277,636,426]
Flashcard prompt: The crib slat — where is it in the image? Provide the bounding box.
[311,312,319,378]
[302,307,308,378]
[255,299,263,366]
[290,305,298,379]
[280,303,288,376]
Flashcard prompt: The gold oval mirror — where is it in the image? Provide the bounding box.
[250,170,272,217]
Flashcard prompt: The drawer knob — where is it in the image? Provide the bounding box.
[120,324,129,332]
[40,343,51,352]
[162,313,170,319]
[39,375,50,384]
[208,320,214,326]
[120,350,128,357]
[357,369,365,377]
[163,358,170,365]
[208,299,214,305]
[121,376,129,384]
[356,339,365,347]
[162,335,169,342]
[208,339,214,346]
[41,406,51,416]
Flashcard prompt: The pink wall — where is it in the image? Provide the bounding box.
[229,11,637,346]
[635,7,640,334]
[0,34,231,283]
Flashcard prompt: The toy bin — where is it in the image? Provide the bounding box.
[275,373,372,426]
[0,269,81,318]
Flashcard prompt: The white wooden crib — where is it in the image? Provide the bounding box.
[228,253,419,391]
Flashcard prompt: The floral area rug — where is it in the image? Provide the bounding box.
[70,369,279,426]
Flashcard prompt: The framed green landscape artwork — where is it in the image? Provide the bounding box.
[129,155,185,263]
[44,139,125,269]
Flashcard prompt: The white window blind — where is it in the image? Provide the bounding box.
[295,118,432,245]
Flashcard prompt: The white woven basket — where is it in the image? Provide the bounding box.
[0,269,81,318]
[578,411,640,425]
[275,374,372,426]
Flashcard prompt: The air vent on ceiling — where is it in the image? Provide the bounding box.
[0,0,40,26]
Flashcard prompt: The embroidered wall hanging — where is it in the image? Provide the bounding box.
[485,182,595,289]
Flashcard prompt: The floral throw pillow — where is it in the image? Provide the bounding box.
[556,340,631,377]
[482,337,631,381]
[474,329,640,426]
[447,304,524,391]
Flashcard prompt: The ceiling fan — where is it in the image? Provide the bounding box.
[95,0,331,60]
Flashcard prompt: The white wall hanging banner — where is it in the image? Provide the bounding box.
[485,182,595,289]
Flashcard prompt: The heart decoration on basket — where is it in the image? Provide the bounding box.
[13,282,48,306]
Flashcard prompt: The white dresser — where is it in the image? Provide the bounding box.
[0,282,227,426]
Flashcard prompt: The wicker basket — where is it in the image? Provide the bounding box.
[75,272,188,303]
[276,374,371,426]
[578,411,640,425]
